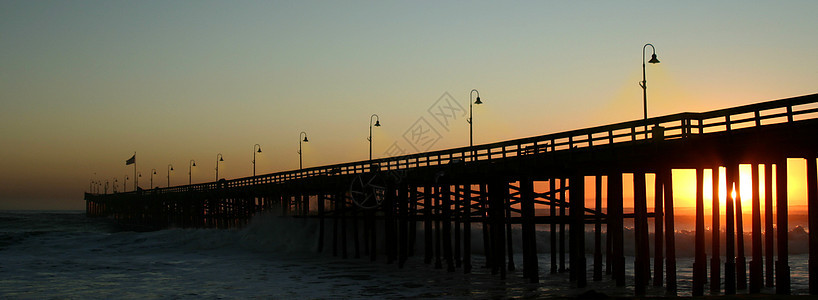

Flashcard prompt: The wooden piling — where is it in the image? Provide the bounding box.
[569,174,587,288]
[711,167,722,294]
[454,184,462,269]
[520,178,539,282]
[808,157,818,295]
[481,183,492,269]
[559,178,567,273]
[353,208,361,259]
[550,178,558,274]
[664,168,677,294]
[385,185,397,264]
[398,184,409,268]
[765,163,774,287]
[424,185,433,265]
[725,164,737,295]
[442,185,455,272]
[505,194,515,272]
[654,171,664,287]
[750,163,763,293]
[435,186,443,269]
[318,194,325,253]
[370,208,377,262]
[776,159,791,295]
[608,172,625,286]
[693,168,706,296]
[409,187,418,257]
[634,171,650,295]
[733,165,746,291]
[489,180,507,279]
[463,184,472,274]
[593,175,603,282]
[341,193,349,259]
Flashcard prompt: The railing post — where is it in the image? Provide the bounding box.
[787,105,794,122]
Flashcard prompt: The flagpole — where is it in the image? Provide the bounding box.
[133,152,137,191]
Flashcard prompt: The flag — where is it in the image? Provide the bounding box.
[125,154,136,165]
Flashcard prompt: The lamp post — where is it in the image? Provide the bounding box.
[298,132,309,169]
[215,153,224,180]
[150,168,157,189]
[640,43,660,137]
[113,178,118,193]
[189,159,196,185]
[253,144,262,176]
[104,180,109,194]
[468,89,483,159]
[124,175,128,192]
[369,114,381,161]
[167,164,173,187]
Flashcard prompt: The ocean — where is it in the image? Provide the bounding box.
[0,210,811,299]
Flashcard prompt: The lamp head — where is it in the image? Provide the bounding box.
[219,157,224,162]
[648,53,660,64]
[303,136,309,143]
[374,120,381,127]
[170,167,174,171]
[474,96,482,105]
[153,170,157,174]
[192,162,196,167]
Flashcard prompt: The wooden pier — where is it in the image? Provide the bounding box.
[86,93,818,296]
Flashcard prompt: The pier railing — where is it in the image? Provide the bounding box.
[118,93,818,195]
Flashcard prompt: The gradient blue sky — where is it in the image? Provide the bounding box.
[1,1,817,210]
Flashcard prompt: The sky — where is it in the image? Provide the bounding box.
[1,1,817,210]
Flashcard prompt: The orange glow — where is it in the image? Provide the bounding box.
[666,159,808,218]
[731,183,737,206]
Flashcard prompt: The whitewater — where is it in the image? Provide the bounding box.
[0,210,811,298]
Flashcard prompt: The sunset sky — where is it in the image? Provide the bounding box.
[1,1,817,210]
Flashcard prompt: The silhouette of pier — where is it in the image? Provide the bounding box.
[85,93,818,296]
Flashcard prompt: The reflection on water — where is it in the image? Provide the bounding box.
[0,211,811,298]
